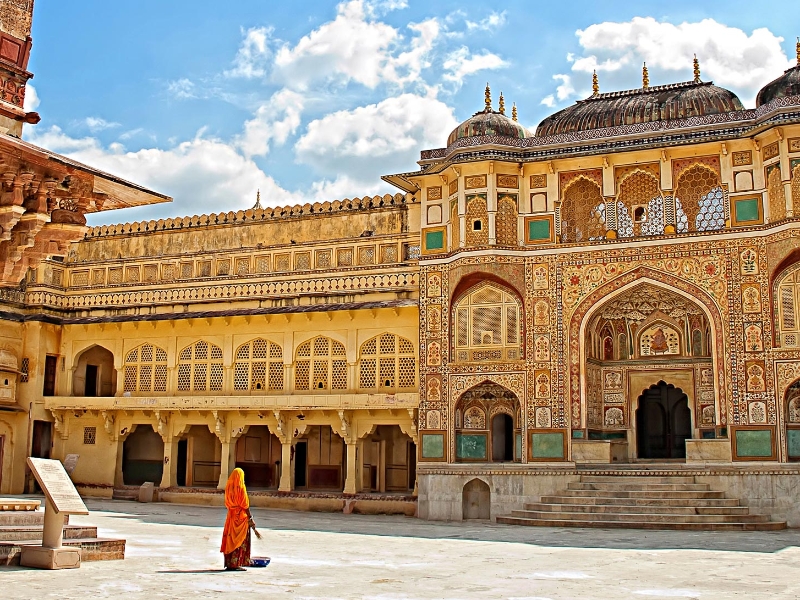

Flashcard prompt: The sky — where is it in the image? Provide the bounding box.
[20,0,798,225]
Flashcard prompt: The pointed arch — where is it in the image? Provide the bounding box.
[295,336,347,391]
[674,164,724,231]
[495,194,518,246]
[358,333,416,391]
[560,176,606,242]
[233,338,283,391]
[177,340,224,392]
[123,342,167,393]
[616,169,663,237]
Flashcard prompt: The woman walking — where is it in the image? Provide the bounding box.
[221,468,253,571]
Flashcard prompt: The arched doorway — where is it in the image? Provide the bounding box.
[73,345,116,396]
[454,382,521,463]
[462,478,490,520]
[636,381,691,459]
[121,425,164,485]
[785,380,800,460]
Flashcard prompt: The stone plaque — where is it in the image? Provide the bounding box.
[27,457,88,515]
[63,454,79,476]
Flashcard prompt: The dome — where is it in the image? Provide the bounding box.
[536,80,744,137]
[756,63,800,107]
[447,109,531,146]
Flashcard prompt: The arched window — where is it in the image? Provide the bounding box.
[450,200,459,250]
[233,339,283,391]
[495,195,518,246]
[178,340,223,391]
[674,165,724,231]
[767,164,785,222]
[453,283,522,362]
[465,195,489,246]
[617,171,663,237]
[124,343,167,392]
[295,336,347,391]
[359,333,416,390]
[560,178,606,242]
[777,266,800,348]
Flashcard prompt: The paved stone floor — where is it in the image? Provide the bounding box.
[5,498,800,599]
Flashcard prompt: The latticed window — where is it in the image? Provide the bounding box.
[465,195,489,246]
[495,195,518,246]
[792,165,800,213]
[233,339,284,391]
[453,283,522,362]
[177,341,224,392]
[617,172,662,237]
[768,165,786,222]
[358,333,416,390]
[778,267,800,348]
[674,165,724,231]
[450,200,459,249]
[124,343,168,392]
[560,178,606,242]
[295,336,347,391]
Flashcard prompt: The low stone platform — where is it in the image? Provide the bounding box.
[0,499,40,512]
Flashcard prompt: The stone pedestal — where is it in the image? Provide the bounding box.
[686,439,732,465]
[572,439,628,464]
[20,546,81,570]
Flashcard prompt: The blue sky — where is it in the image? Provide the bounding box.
[22,0,797,224]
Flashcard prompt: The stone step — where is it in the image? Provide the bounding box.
[111,488,139,501]
[524,502,751,516]
[559,488,725,499]
[0,524,98,542]
[568,482,711,492]
[496,515,787,531]
[510,509,770,524]
[0,538,125,565]
[0,499,40,512]
[539,495,740,507]
[579,475,697,484]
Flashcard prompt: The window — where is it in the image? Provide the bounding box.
[177,341,224,392]
[453,283,522,362]
[43,355,57,396]
[359,333,416,390]
[124,343,168,392]
[674,165,724,231]
[560,178,606,242]
[20,358,29,383]
[295,337,347,391]
[83,426,96,445]
[778,267,800,348]
[233,339,283,391]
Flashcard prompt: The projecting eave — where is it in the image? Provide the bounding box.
[381,173,420,194]
[1,134,172,211]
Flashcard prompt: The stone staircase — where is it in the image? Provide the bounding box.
[0,499,126,565]
[496,474,786,531]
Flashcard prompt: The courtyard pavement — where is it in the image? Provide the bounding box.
[4,498,800,598]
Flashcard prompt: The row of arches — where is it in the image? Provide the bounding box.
[74,333,417,396]
[560,165,726,243]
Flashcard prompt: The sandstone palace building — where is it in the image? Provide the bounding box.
[2,2,800,526]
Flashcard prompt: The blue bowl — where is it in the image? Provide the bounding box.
[251,557,270,568]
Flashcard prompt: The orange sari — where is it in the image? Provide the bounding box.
[221,468,250,558]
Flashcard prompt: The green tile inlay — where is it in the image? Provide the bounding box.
[735,429,772,458]
[515,432,522,460]
[421,433,444,459]
[424,230,444,250]
[531,432,564,459]
[456,433,487,460]
[734,198,759,223]
[528,218,551,241]
[788,430,800,458]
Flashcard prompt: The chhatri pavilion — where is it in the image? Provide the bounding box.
[2,1,800,528]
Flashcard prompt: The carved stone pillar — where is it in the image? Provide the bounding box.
[279,441,292,492]
[343,442,358,494]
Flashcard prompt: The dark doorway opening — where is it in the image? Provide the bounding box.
[43,355,57,396]
[636,381,692,459]
[28,421,53,493]
[491,413,514,462]
[176,439,188,487]
[84,365,98,397]
[294,441,307,488]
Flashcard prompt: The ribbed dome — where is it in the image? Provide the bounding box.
[447,110,531,146]
[536,81,744,137]
[756,64,800,107]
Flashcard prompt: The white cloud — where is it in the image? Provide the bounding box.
[23,84,39,112]
[465,11,506,31]
[562,17,793,106]
[236,89,305,158]
[167,78,196,100]
[295,93,457,180]
[83,117,121,132]
[540,95,555,108]
[25,125,298,224]
[443,46,508,85]
[225,26,273,79]
[273,0,439,90]
[309,174,386,201]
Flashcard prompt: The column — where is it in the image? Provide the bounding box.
[217,440,236,490]
[160,437,179,488]
[343,442,358,494]
[279,441,292,492]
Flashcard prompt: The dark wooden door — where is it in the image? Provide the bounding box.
[636,382,691,459]
[85,365,98,396]
[491,414,514,461]
[43,355,57,396]
[294,442,307,488]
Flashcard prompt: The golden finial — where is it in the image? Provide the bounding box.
[498,92,506,115]
[512,103,518,122]
[642,62,650,89]
[592,70,599,96]
[693,54,701,83]
[484,83,492,111]
[252,189,263,210]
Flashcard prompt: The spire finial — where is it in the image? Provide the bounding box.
[512,102,518,122]
[796,37,799,66]
[484,83,492,111]
[592,70,599,96]
[498,92,505,115]
[693,54,701,83]
[252,189,263,210]
[642,62,650,89]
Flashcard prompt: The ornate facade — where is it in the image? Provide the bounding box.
[2,3,800,521]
